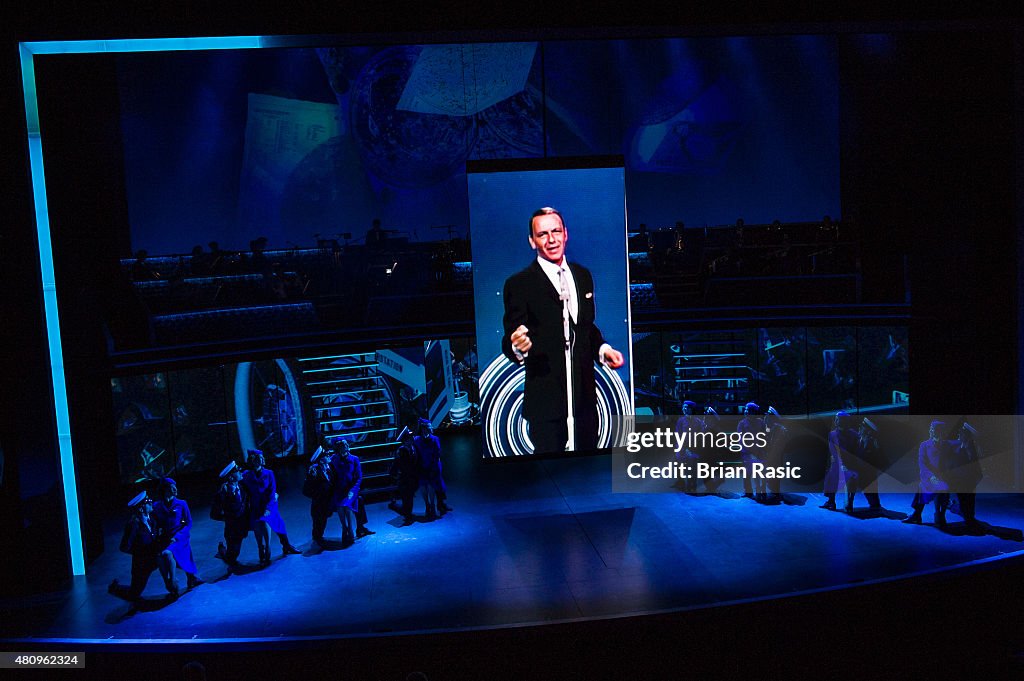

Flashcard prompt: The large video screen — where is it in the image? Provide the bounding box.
[468,162,633,457]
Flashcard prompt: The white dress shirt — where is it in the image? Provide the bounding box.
[513,255,610,364]
[536,255,578,323]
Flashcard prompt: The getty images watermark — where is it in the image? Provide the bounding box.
[622,426,800,481]
[607,414,1024,494]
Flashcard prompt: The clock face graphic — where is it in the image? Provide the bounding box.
[234,359,304,459]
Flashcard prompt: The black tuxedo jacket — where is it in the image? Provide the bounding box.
[501,260,606,423]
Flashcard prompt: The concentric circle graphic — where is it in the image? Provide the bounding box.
[480,355,631,457]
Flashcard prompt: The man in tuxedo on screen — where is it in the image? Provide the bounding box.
[502,207,625,454]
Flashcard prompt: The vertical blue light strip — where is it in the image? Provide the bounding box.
[19,34,268,577]
[20,43,85,576]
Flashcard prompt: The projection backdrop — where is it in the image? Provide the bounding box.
[631,326,910,417]
[117,36,840,256]
[112,339,478,483]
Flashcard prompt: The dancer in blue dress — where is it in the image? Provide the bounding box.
[152,478,203,591]
[242,449,301,565]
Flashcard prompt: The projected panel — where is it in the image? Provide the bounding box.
[663,329,759,416]
[806,327,858,415]
[167,365,230,477]
[630,326,911,421]
[753,327,808,417]
[112,341,475,482]
[113,372,176,484]
[469,161,633,457]
[857,326,910,412]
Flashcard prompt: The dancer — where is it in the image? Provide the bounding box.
[413,419,449,518]
[738,402,767,501]
[674,400,704,493]
[847,418,883,512]
[903,421,951,525]
[211,461,250,569]
[700,406,726,494]
[152,477,202,591]
[304,443,335,548]
[108,491,174,602]
[389,427,419,524]
[763,406,789,504]
[822,411,856,511]
[329,440,362,546]
[946,421,983,530]
[242,449,301,565]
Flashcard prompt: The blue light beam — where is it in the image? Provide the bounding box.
[19,34,269,577]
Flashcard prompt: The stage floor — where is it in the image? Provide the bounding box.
[6,442,1024,643]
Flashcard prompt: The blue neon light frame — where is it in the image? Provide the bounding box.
[18,35,289,576]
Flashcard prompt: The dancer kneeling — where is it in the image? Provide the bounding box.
[212,461,250,569]
[109,491,175,602]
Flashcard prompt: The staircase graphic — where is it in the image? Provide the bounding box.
[298,352,400,498]
[669,330,754,415]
